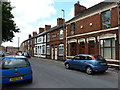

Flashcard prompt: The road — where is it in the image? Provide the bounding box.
[2,57,119,89]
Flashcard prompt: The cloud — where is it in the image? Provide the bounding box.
[2,0,57,47]
[68,7,74,19]
[11,0,56,23]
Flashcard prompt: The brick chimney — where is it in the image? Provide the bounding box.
[32,32,37,36]
[29,34,31,38]
[39,27,44,33]
[57,18,65,26]
[74,1,86,16]
[45,25,51,31]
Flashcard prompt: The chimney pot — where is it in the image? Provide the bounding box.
[57,18,65,26]
[33,32,37,36]
[45,25,51,31]
[29,34,31,38]
[74,2,86,16]
[39,27,44,33]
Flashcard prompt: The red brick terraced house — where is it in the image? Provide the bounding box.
[66,1,120,62]
[46,18,66,60]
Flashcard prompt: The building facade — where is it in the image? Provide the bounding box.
[20,1,120,61]
[46,18,66,60]
[6,46,18,53]
[66,2,120,60]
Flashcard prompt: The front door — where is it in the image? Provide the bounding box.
[89,41,95,55]
[51,47,54,59]
[79,42,85,54]
[55,48,57,60]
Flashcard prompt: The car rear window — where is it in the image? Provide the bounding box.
[2,58,30,69]
[94,55,105,61]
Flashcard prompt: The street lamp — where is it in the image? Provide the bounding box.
[61,9,65,22]
[61,9,65,60]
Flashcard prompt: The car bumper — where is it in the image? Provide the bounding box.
[1,74,32,84]
[92,65,108,72]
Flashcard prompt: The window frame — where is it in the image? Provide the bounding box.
[60,29,64,40]
[100,38,115,59]
[101,10,111,29]
[47,33,50,42]
[47,45,50,55]
[70,22,75,35]
[59,44,64,56]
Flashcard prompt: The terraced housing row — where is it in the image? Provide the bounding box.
[20,1,120,63]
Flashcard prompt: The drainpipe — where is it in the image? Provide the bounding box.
[117,1,120,61]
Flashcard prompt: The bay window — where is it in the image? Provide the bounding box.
[100,39,115,59]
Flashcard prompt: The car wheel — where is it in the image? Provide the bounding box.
[65,63,70,69]
[101,70,106,73]
[86,67,93,75]
[27,78,33,84]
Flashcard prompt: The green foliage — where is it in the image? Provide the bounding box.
[2,2,20,42]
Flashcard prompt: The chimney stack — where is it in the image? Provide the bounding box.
[39,27,44,33]
[45,25,51,31]
[29,34,31,38]
[32,32,37,36]
[57,18,65,26]
[74,1,86,16]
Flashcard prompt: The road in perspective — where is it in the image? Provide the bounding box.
[2,57,119,89]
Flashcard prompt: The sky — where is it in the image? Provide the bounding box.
[1,0,107,47]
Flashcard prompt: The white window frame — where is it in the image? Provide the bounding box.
[60,29,64,40]
[59,44,64,56]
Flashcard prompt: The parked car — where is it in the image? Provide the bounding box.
[22,52,31,58]
[8,52,18,55]
[0,56,33,84]
[17,52,22,56]
[0,51,5,57]
[64,54,108,75]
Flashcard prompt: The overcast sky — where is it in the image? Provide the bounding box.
[2,0,106,47]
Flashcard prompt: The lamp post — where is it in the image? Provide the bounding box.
[61,9,65,22]
[18,37,20,51]
[61,9,65,60]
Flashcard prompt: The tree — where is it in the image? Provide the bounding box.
[2,2,19,42]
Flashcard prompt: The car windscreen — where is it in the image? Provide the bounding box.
[2,58,30,69]
[94,55,105,61]
[24,53,28,55]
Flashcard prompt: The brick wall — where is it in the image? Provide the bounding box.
[111,7,118,28]
[76,14,101,34]
[67,7,118,36]
[47,26,66,60]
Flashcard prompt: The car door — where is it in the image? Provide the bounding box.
[69,56,79,69]
[70,56,84,70]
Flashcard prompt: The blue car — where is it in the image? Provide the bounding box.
[0,56,33,84]
[64,54,108,75]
